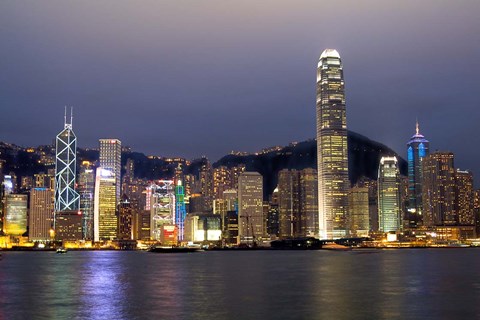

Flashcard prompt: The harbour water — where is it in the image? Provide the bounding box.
[1,249,480,319]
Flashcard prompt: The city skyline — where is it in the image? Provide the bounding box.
[1,1,480,176]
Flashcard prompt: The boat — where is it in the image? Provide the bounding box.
[321,243,352,251]
[56,248,68,254]
[148,246,202,253]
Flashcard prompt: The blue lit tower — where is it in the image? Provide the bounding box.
[407,121,429,227]
[175,180,187,241]
[54,108,80,212]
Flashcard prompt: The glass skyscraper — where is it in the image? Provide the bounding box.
[407,121,429,227]
[378,156,401,233]
[54,109,80,212]
[316,49,349,239]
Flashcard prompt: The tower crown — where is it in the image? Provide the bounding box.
[319,49,340,59]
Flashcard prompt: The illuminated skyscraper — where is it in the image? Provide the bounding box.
[99,139,122,202]
[55,108,80,212]
[117,195,134,240]
[175,180,187,241]
[3,194,28,236]
[407,121,429,227]
[456,169,474,225]
[348,186,370,237]
[238,172,264,243]
[422,152,456,226]
[150,180,175,241]
[316,48,349,239]
[29,188,54,241]
[378,157,401,233]
[94,168,117,241]
[78,161,95,240]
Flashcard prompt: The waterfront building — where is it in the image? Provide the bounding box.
[406,121,429,227]
[238,172,264,243]
[94,168,117,241]
[455,169,474,225]
[278,169,318,238]
[54,108,80,212]
[150,180,175,241]
[99,139,122,202]
[55,210,83,241]
[354,177,378,232]
[378,157,401,233]
[3,194,28,236]
[316,49,349,239]
[348,186,370,237]
[29,188,54,241]
[117,195,134,240]
[175,180,187,241]
[422,152,456,226]
[78,161,95,240]
[184,213,222,242]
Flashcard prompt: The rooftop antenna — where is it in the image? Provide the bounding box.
[64,106,67,126]
[415,118,419,135]
[70,106,73,125]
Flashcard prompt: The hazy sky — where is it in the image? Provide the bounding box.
[1,1,480,170]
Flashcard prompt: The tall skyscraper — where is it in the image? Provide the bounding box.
[422,152,456,226]
[99,139,122,202]
[456,169,474,225]
[55,108,80,212]
[94,168,117,241]
[238,172,264,243]
[78,161,95,240]
[316,48,349,239]
[407,121,429,227]
[117,194,134,240]
[378,156,401,233]
[175,180,187,241]
[29,188,54,241]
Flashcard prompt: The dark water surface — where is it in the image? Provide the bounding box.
[1,249,480,320]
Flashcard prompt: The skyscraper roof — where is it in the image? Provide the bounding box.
[408,121,429,144]
[319,49,340,59]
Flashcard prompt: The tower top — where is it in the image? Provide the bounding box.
[416,119,419,135]
[320,49,340,59]
[64,106,73,129]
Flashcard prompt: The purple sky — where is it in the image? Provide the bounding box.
[1,1,480,173]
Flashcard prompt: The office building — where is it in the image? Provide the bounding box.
[407,121,429,227]
[456,169,474,225]
[78,161,95,240]
[238,172,264,243]
[378,157,401,233]
[29,188,54,241]
[3,194,28,236]
[94,168,117,241]
[348,186,370,237]
[55,108,80,212]
[99,139,122,202]
[316,49,349,239]
[55,210,83,241]
[117,195,134,240]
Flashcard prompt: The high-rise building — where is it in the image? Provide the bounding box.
[150,181,175,241]
[78,161,95,240]
[316,49,349,239]
[117,195,134,240]
[55,210,83,241]
[55,108,80,212]
[378,157,401,233]
[94,168,117,241]
[29,188,54,241]
[213,166,232,200]
[175,180,187,241]
[422,152,456,226]
[455,169,474,225]
[238,172,264,243]
[407,121,429,227]
[277,169,318,238]
[99,139,122,202]
[3,194,28,236]
[348,186,370,237]
[354,177,378,232]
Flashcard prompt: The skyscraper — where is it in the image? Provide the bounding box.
[94,168,117,241]
[99,139,122,202]
[407,121,429,227]
[238,172,264,243]
[29,188,54,241]
[316,48,349,239]
[422,152,456,226]
[78,161,95,240]
[378,156,401,233]
[456,169,474,225]
[55,108,80,212]
[3,194,28,236]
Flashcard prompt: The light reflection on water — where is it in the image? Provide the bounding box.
[1,249,480,319]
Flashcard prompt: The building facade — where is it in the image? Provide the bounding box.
[238,172,264,243]
[29,188,54,241]
[316,49,349,239]
[94,168,117,241]
[99,139,122,202]
[378,157,401,233]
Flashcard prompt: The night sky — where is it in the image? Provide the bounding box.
[1,1,480,172]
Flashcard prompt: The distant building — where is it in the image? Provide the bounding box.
[407,121,429,227]
[184,213,222,242]
[3,194,28,236]
[99,139,122,202]
[354,177,378,232]
[378,157,401,233]
[422,152,456,226]
[29,188,54,241]
[55,210,83,241]
[54,109,80,212]
[456,169,474,225]
[316,49,349,239]
[117,195,134,240]
[78,161,95,240]
[94,168,117,241]
[348,186,370,237]
[238,172,264,243]
[223,210,239,245]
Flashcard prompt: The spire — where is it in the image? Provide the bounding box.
[70,106,73,126]
[416,119,419,135]
[64,106,67,126]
